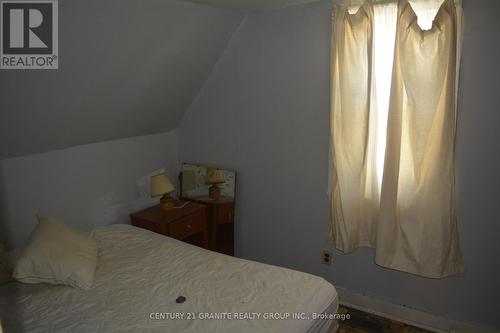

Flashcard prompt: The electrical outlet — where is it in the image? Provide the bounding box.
[322,249,333,265]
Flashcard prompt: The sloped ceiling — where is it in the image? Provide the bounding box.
[0,0,244,159]
[185,0,322,10]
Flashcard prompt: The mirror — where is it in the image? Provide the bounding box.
[180,163,236,200]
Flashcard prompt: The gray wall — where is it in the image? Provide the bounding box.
[0,131,178,248]
[0,0,243,159]
[178,0,500,328]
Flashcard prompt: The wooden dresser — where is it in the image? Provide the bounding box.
[130,202,208,249]
[184,196,234,256]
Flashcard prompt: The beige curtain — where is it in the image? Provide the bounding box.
[376,0,464,277]
[330,1,377,252]
[330,0,465,278]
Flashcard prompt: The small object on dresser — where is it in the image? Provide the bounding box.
[205,167,225,200]
[173,200,189,209]
[151,174,175,211]
[176,296,186,304]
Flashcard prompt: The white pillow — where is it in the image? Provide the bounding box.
[13,215,98,290]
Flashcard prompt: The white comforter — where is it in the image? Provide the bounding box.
[0,224,337,333]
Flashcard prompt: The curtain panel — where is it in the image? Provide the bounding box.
[329,0,465,278]
[330,1,377,252]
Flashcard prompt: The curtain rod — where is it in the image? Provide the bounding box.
[333,0,462,6]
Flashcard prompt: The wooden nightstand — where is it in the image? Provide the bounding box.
[183,196,234,256]
[130,202,208,249]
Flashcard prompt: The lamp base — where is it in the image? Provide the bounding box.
[160,194,175,211]
[208,184,221,200]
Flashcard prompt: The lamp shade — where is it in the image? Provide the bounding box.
[206,168,225,184]
[150,174,175,197]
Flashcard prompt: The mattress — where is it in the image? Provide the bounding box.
[0,224,338,333]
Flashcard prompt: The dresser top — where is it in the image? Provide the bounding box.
[183,196,235,205]
[130,202,205,223]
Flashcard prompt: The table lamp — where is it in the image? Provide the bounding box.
[206,167,225,200]
[151,174,175,211]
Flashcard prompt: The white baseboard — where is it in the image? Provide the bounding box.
[336,286,499,333]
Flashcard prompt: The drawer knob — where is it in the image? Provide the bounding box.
[186,224,192,230]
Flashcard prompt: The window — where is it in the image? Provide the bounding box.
[356,0,446,195]
[329,0,465,278]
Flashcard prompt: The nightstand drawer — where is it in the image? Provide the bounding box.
[169,211,205,239]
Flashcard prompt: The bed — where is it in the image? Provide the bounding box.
[0,224,338,333]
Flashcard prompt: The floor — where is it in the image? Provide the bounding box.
[337,305,436,333]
